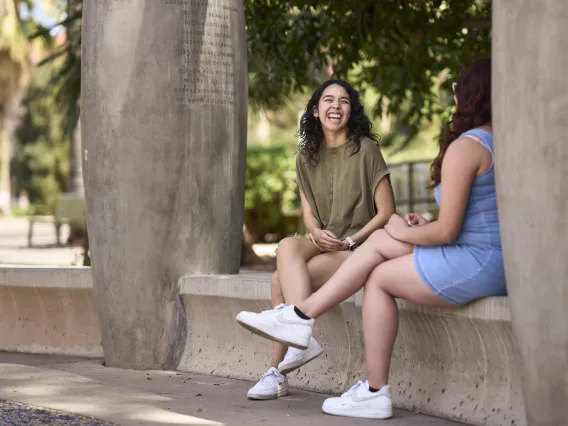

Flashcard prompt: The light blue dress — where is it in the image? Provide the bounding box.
[413,128,507,305]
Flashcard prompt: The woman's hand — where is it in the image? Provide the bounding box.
[404,213,429,227]
[384,214,411,241]
[312,229,343,252]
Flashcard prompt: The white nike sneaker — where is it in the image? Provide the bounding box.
[322,380,393,419]
[247,367,289,400]
[236,304,314,349]
[278,337,323,375]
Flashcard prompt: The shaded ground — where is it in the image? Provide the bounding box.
[0,353,468,426]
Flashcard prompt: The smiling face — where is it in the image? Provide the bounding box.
[314,84,351,135]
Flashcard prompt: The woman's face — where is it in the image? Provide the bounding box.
[314,84,351,134]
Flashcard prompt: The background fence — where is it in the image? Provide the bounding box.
[389,160,437,218]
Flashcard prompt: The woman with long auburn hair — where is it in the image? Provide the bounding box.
[237,58,507,419]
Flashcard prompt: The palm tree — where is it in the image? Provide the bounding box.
[32,0,81,193]
[0,0,30,215]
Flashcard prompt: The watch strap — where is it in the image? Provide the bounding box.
[346,236,357,250]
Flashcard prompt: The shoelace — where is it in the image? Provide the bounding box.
[258,369,281,388]
[342,380,364,397]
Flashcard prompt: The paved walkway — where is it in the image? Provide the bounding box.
[0,218,81,266]
[0,353,467,426]
[0,218,277,268]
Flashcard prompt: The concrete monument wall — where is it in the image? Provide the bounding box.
[81,0,247,368]
[493,2,568,424]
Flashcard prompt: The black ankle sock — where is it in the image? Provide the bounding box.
[293,306,311,320]
[368,386,380,393]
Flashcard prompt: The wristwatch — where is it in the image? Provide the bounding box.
[345,236,358,251]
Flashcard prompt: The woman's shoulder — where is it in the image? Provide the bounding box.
[357,137,382,153]
[356,137,386,161]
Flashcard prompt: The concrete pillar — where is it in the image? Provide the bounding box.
[81,0,247,368]
[493,2,568,424]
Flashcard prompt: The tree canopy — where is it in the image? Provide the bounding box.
[247,0,491,138]
[30,0,492,144]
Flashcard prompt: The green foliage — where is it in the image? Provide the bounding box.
[29,0,81,140]
[12,61,68,212]
[14,0,490,228]
[244,145,299,240]
[33,0,490,151]
[245,0,491,143]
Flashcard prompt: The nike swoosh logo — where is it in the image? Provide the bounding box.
[276,313,311,326]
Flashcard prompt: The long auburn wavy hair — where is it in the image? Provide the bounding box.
[430,58,492,187]
[297,79,378,166]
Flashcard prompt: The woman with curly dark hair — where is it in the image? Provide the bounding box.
[245,79,395,400]
[238,59,507,418]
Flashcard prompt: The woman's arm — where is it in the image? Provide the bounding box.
[299,189,321,236]
[299,189,342,251]
[385,137,488,245]
[348,175,396,245]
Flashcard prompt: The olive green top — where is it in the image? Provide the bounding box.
[296,137,390,241]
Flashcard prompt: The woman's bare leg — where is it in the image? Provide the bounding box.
[298,230,413,318]
[276,237,321,303]
[268,250,352,367]
[362,255,455,389]
[269,272,288,368]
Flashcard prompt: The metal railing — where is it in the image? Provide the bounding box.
[388,160,437,218]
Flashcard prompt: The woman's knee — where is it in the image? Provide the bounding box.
[276,236,315,262]
[367,229,388,246]
[276,237,299,257]
[364,230,391,255]
[365,229,412,260]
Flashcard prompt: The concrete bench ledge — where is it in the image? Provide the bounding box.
[179,273,513,321]
[179,272,524,426]
[0,266,93,288]
[0,267,101,357]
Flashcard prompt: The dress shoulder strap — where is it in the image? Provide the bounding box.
[461,128,494,154]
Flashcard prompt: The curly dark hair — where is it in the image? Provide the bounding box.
[430,58,492,187]
[297,79,378,166]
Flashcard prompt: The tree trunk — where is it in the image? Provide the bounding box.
[0,1,29,215]
[0,80,26,216]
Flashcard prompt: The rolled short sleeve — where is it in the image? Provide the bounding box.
[370,145,390,198]
[295,153,307,195]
